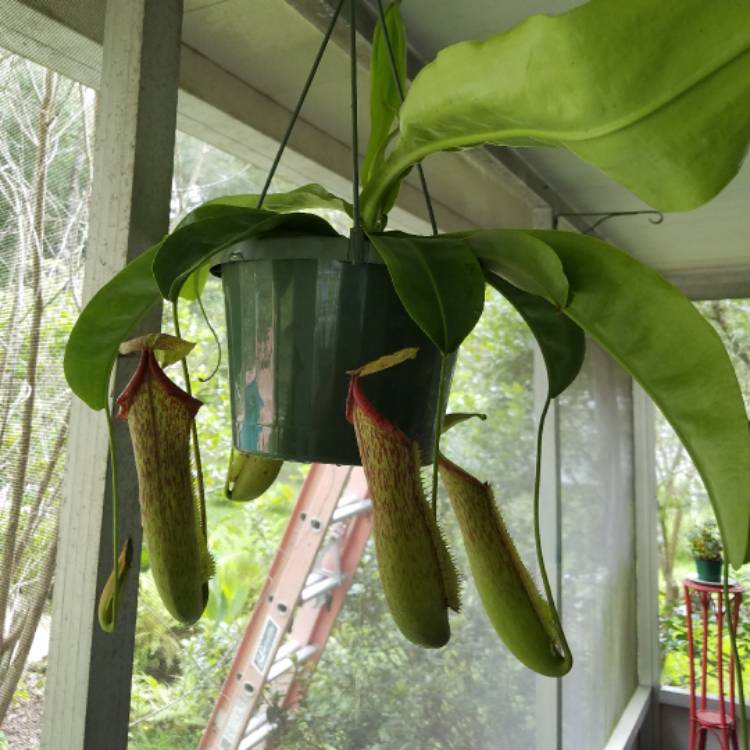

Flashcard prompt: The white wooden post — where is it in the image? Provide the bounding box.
[532,205,563,750]
[633,384,661,749]
[41,1,182,748]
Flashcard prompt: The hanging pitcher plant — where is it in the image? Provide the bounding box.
[65,0,750,739]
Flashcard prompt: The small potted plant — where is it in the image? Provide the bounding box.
[688,521,723,584]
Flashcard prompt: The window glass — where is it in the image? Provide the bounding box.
[559,342,636,749]
[658,300,750,692]
[0,49,95,748]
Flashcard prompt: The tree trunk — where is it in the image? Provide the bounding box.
[0,527,58,721]
[0,69,56,691]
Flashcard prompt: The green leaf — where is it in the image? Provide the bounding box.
[176,184,352,229]
[367,232,485,354]
[486,274,584,400]
[153,210,338,301]
[362,1,407,188]
[438,228,583,397]
[532,230,750,568]
[453,229,569,308]
[361,0,750,228]
[178,263,211,302]
[64,245,161,410]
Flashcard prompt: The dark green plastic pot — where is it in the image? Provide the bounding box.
[219,235,454,466]
[695,558,722,583]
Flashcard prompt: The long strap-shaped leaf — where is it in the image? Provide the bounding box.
[174,184,353,229]
[360,0,750,227]
[455,228,586,398]
[362,1,407,188]
[529,230,750,567]
[367,232,485,354]
[486,274,584,400]
[64,245,161,410]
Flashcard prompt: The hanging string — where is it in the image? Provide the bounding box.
[375,0,438,235]
[533,397,569,660]
[256,0,347,209]
[172,300,208,540]
[350,0,361,228]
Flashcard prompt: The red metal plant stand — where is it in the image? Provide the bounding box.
[684,577,744,750]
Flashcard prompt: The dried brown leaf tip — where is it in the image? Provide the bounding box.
[346,348,459,648]
[116,337,212,624]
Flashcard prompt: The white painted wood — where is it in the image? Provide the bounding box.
[632,384,661,750]
[663,264,750,301]
[532,206,562,750]
[602,685,652,750]
[40,1,182,749]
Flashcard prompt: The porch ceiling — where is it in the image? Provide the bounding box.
[22,0,750,276]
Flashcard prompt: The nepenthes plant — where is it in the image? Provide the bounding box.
[65,0,750,739]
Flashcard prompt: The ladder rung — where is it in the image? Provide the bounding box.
[301,573,341,602]
[239,720,277,750]
[274,638,300,661]
[335,493,362,508]
[244,707,267,736]
[267,644,317,681]
[331,498,372,523]
[304,571,325,587]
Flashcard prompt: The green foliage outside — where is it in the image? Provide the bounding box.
[0,51,93,742]
[658,300,750,694]
[687,521,722,562]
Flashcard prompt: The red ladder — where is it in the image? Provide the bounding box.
[199,464,372,750]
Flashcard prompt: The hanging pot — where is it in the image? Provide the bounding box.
[218,234,454,466]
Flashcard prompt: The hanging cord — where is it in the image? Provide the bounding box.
[196,291,221,383]
[256,0,347,209]
[172,300,208,539]
[375,0,438,235]
[105,407,120,625]
[533,397,570,659]
[350,0,361,228]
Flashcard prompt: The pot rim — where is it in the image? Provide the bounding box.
[212,233,384,270]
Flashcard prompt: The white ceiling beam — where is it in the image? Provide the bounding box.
[40,1,182,748]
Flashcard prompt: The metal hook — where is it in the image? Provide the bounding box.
[553,209,664,234]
